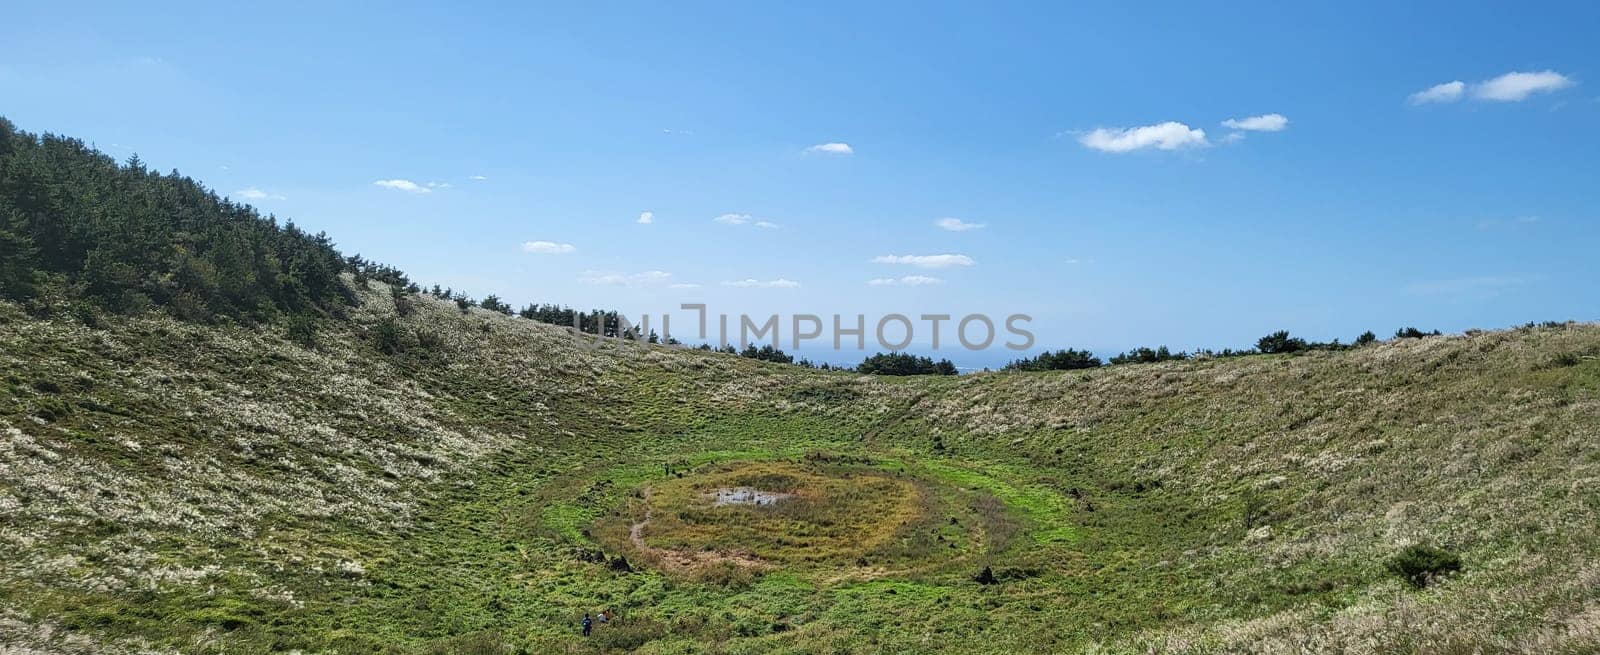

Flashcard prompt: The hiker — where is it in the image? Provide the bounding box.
[597,609,610,624]
[581,613,592,637]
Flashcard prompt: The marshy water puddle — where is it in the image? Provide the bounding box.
[709,487,794,507]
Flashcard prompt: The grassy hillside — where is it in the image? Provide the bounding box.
[2,279,1597,654]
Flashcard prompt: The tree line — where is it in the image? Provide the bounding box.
[1001,327,1445,372]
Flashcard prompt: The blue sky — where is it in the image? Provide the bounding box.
[4,1,1597,368]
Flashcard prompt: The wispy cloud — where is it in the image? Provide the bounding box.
[580,270,675,287]
[804,142,854,155]
[1221,113,1288,132]
[868,275,943,286]
[1410,71,1575,105]
[1409,81,1466,105]
[935,217,985,232]
[521,240,576,254]
[235,187,285,201]
[723,278,801,289]
[714,213,779,229]
[1079,122,1208,153]
[637,211,654,225]
[871,254,975,269]
[374,179,431,194]
[1475,71,1574,101]
[469,175,488,181]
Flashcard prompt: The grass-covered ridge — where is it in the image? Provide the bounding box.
[2,277,1597,653]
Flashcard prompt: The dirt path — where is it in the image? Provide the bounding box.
[627,488,652,549]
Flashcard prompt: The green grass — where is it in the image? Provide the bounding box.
[2,289,1598,653]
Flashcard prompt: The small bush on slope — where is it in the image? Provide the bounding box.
[1387,544,1463,588]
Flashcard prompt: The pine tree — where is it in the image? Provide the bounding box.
[0,204,36,298]
[1256,330,1308,354]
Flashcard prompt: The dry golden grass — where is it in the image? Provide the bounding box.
[1,282,1596,653]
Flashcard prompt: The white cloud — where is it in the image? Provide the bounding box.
[469,175,488,181]
[804,142,854,155]
[935,217,985,232]
[427,181,451,190]
[1079,122,1208,153]
[373,179,431,194]
[1220,132,1247,144]
[580,270,675,287]
[871,254,976,269]
[1409,81,1466,104]
[1221,113,1288,132]
[868,275,943,286]
[1473,71,1574,102]
[1411,72,1575,105]
[669,282,702,289]
[637,211,654,225]
[235,187,284,201]
[714,213,778,228]
[521,240,576,254]
[723,278,801,289]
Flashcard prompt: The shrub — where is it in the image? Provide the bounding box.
[1256,330,1308,354]
[480,294,513,315]
[415,329,445,352]
[1548,353,1582,368]
[392,289,414,317]
[1004,348,1100,371]
[590,618,668,651]
[858,352,958,375]
[423,630,512,655]
[1355,330,1377,346]
[1240,490,1268,530]
[1394,327,1441,339]
[973,565,998,585]
[1386,544,1462,588]
[690,561,755,589]
[286,314,317,348]
[33,398,73,422]
[740,343,796,364]
[372,318,406,355]
[1109,346,1188,365]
